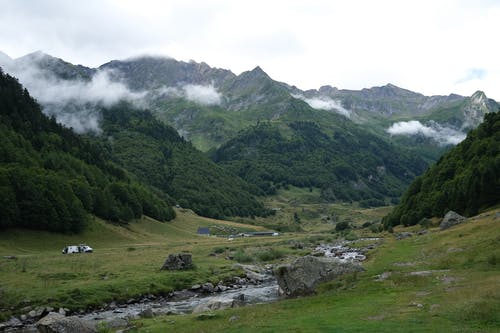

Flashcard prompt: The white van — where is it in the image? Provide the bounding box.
[62,244,93,254]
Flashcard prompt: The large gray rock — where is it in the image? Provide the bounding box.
[160,253,193,270]
[36,312,96,333]
[274,256,364,297]
[440,211,467,230]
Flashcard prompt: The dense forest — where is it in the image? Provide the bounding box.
[383,111,500,228]
[98,104,271,219]
[0,69,175,233]
[212,121,428,206]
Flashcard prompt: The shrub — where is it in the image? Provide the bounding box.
[213,247,226,254]
[345,232,358,241]
[419,218,431,229]
[335,221,350,232]
[257,248,285,262]
[233,249,254,263]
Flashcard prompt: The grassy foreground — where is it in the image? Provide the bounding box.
[0,208,284,318]
[136,208,500,333]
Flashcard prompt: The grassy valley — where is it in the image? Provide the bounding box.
[136,208,500,333]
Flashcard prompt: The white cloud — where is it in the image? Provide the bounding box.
[1,1,499,101]
[154,84,222,106]
[1,58,145,133]
[387,120,466,145]
[292,94,350,117]
[182,84,221,105]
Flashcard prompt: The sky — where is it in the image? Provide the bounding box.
[0,0,499,100]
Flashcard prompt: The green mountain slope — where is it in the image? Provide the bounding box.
[212,120,428,205]
[97,103,271,219]
[0,69,175,233]
[383,112,500,228]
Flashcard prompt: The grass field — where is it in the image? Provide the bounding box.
[0,208,289,317]
[0,202,498,332]
[136,208,500,333]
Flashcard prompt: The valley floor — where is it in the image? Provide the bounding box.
[0,205,498,332]
[136,208,500,333]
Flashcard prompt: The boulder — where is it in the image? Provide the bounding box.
[192,297,241,313]
[274,255,364,297]
[396,232,413,240]
[36,312,97,333]
[201,282,215,293]
[160,253,193,270]
[440,211,467,230]
[139,308,154,318]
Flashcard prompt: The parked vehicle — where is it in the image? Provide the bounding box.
[62,244,93,254]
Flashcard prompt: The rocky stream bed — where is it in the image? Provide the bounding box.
[1,238,381,332]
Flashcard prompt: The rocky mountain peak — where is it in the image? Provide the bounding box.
[470,90,487,105]
[245,66,270,79]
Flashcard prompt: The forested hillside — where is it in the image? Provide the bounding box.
[98,104,271,219]
[212,121,428,205]
[383,111,500,228]
[0,69,175,233]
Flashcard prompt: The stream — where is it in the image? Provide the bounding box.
[3,238,381,332]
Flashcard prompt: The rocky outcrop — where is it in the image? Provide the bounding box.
[274,256,364,297]
[160,253,193,270]
[440,211,467,230]
[396,232,413,240]
[36,312,96,333]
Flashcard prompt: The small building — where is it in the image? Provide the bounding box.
[242,231,278,237]
[197,227,210,236]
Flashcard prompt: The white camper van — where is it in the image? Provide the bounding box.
[62,244,93,254]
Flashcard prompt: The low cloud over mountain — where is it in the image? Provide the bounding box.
[292,94,350,117]
[387,120,466,145]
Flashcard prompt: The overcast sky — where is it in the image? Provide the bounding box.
[1,0,499,100]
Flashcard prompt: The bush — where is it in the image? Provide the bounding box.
[419,218,431,229]
[369,224,380,233]
[213,247,226,254]
[257,248,285,261]
[345,232,358,241]
[335,221,350,232]
[233,249,254,263]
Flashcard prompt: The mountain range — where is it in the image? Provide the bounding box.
[0,51,498,224]
[1,51,497,149]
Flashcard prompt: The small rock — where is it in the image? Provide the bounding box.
[429,304,440,312]
[375,271,391,281]
[160,253,193,270]
[102,317,129,329]
[409,302,423,308]
[28,307,45,319]
[2,316,23,328]
[229,315,240,322]
[37,313,97,333]
[201,282,214,293]
[196,313,218,320]
[139,308,154,318]
[190,284,201,290]
[58,308,66,316]
[2,255,17,260]
[417,230,428,236]
[21,305,32,313]
[396,232,413,240]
